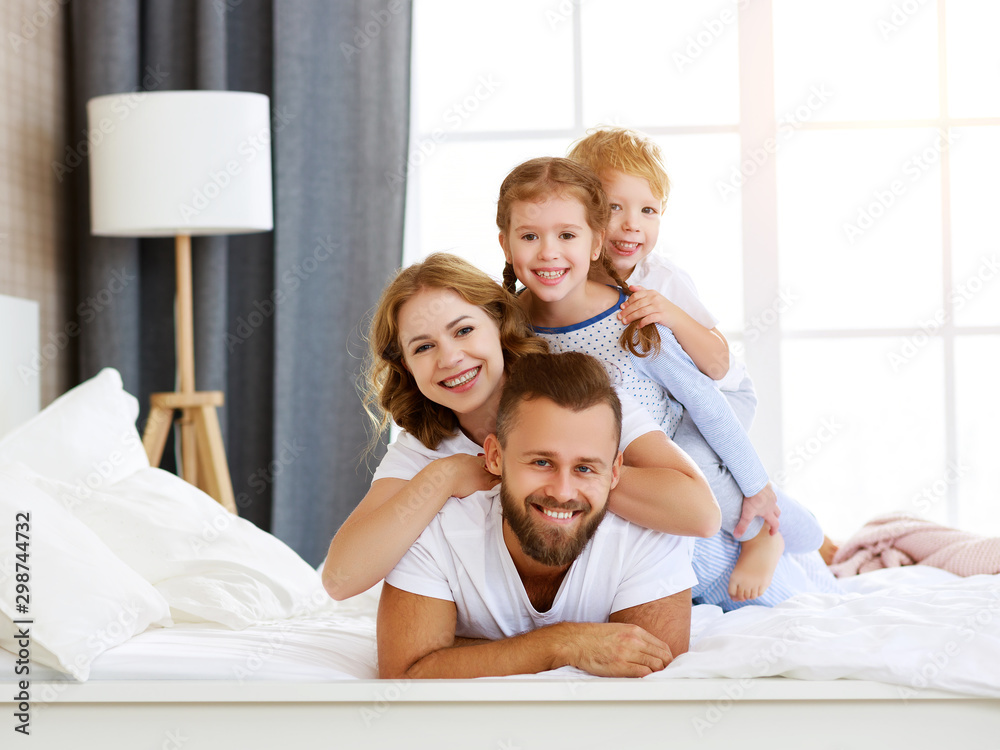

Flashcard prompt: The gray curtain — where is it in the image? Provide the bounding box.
[69,0,410,564]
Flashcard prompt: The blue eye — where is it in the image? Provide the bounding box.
[576,465,593,473]
[609,203,621,211]
[414,343,431,354]
[533,459,551,468]
[456,326,473,337]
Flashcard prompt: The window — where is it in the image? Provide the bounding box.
[404,0,1000,538]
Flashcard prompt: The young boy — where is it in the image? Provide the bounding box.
[568,127,825,603]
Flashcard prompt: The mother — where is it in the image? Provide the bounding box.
[322,252,720,600]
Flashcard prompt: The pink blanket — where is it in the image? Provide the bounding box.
[830,513,1000,578]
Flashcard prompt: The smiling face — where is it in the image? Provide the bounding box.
[485,396,622,568]
[397,287,505,428]
[602,170,662,278]
[500,194,603,305]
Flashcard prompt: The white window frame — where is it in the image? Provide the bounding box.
[405,0,1000,528]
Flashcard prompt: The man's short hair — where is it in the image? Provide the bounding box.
[496,352,623,448]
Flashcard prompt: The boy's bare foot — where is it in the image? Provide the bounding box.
[819,535,839,566]
[728,524,784,602]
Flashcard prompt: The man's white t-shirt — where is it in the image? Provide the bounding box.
[384,487,697,640]
[629,252,746,392]
[371,401,664,484]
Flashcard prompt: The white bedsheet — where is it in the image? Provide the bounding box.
[4,599,378,682]
[4,567,999,698]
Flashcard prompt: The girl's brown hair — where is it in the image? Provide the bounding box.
[362,252,548,451]
[495,156,660,357]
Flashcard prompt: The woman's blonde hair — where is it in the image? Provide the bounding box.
[495,156,660,356]
[362,252,548,451]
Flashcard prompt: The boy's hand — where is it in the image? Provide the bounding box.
[618,286,679,328]
[734,482,780,538]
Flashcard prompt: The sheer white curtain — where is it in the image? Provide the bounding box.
[404,0,1000,539]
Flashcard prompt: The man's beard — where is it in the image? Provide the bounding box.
[500,483,608,567]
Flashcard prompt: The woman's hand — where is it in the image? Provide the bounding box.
[441,453,500,498]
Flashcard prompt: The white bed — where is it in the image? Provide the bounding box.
[1,370,999,749]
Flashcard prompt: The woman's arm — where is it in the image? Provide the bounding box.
[608,429,721,538]
[322,454,498,600]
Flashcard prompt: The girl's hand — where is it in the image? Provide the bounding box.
[440,453,500,498]
[618,286,679,329]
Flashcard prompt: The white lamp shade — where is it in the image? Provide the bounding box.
[87,90,274,237]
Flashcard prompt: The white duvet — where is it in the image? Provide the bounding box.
[663,566,1000,697]
[7,566,998,698]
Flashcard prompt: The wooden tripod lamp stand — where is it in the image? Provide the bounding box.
[87,91,274,514]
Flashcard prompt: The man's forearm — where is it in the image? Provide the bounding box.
[397,625,566,679]
[389,621,675,680]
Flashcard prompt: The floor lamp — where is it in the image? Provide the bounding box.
[87,91,274,514]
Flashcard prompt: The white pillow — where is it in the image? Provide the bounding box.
[32,467,328,629]
[0,464,172,681]
[0,368,148,489]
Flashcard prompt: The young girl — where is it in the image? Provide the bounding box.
[495,157,837,608]
[322,252,718,600]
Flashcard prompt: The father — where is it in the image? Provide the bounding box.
[377,351,696,679]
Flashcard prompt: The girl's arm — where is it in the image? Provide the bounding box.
[630,326,769,499]
[608,429,721,538]
[322,454,498,600]
[618,285,729,380]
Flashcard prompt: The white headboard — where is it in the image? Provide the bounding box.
[0,293,40,439]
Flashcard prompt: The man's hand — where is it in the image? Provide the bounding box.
[378,583,689,679]
[617,285,678,328]
[734,482,780,538]
[555,622,674,677]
